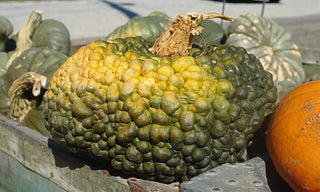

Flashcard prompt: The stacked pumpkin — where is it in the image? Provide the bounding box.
[0,11,72,135]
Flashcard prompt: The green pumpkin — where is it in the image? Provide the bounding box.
[31,19,73,56]
[42,12,277,183]
[107,12,226,45]
[3,48,67,90]
[0,52,10,76]
[192,20,226,45]
[0,11,72,115]
[106,12,172,40]
[0,48,67,114]
[0,16,14,74]
[9,12,277,183]
[44,36,277,183]
[225,13,305,100]
[0,77,8,113]
[0,16,13,52]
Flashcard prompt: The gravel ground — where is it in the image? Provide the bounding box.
[1,0,320,49]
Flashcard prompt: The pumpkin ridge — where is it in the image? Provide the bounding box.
[226,13,305,102]
[242,14,267,41]
[269,29,287,48]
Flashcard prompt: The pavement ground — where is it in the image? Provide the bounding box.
[1,0,320,49]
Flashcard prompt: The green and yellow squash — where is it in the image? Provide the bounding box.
[10,12,277,183]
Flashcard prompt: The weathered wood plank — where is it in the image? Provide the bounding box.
[0,114,130,192]
[180,155,272,192]
[0,113,293,191]
[127,177,179,192]
[0,150,66,192]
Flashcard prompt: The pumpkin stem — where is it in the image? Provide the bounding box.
[148,12,233,57]
[8,72,47,121]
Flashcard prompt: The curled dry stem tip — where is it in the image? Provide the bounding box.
[149,12,233,57]
[8,72,47,121]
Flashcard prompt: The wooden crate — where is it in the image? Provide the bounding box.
[0,112,292,191]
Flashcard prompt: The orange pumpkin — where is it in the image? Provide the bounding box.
[266,80,320,192]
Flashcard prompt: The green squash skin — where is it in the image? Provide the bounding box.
[0,52,10,76]
[45,36,277,183]
[106,12,226,46]
[0,51,13,114]
[106,12,172,41]
[2,48,67,92]
[31,19,73,56]
[0,48,67,114]
[192,20,226,45]
[0,87,9,114]
[0,16,13,52]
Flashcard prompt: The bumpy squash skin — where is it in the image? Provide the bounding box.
[46,37,277,183]
[225,13,305,101]
[267,81,320,192]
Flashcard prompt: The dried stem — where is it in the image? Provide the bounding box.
[8,72,47,121]
[149,12,233,57]
[6,10,42,68]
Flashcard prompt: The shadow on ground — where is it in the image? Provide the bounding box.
[102,0,139,19]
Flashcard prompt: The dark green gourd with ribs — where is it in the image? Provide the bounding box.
[0,11,71,115]
[44,13,277,183]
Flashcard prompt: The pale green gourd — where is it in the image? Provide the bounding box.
[225,13,305,100]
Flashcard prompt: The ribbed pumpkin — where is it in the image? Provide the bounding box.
[31,19,73,56]
[106,12,172,40]
[191,19,226,45]
[0,11,71,115]
[106,12,226,45]
[225,13,305,100]
[0,48,67,114]
[3,48,67,91]
[267,81,320,192]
